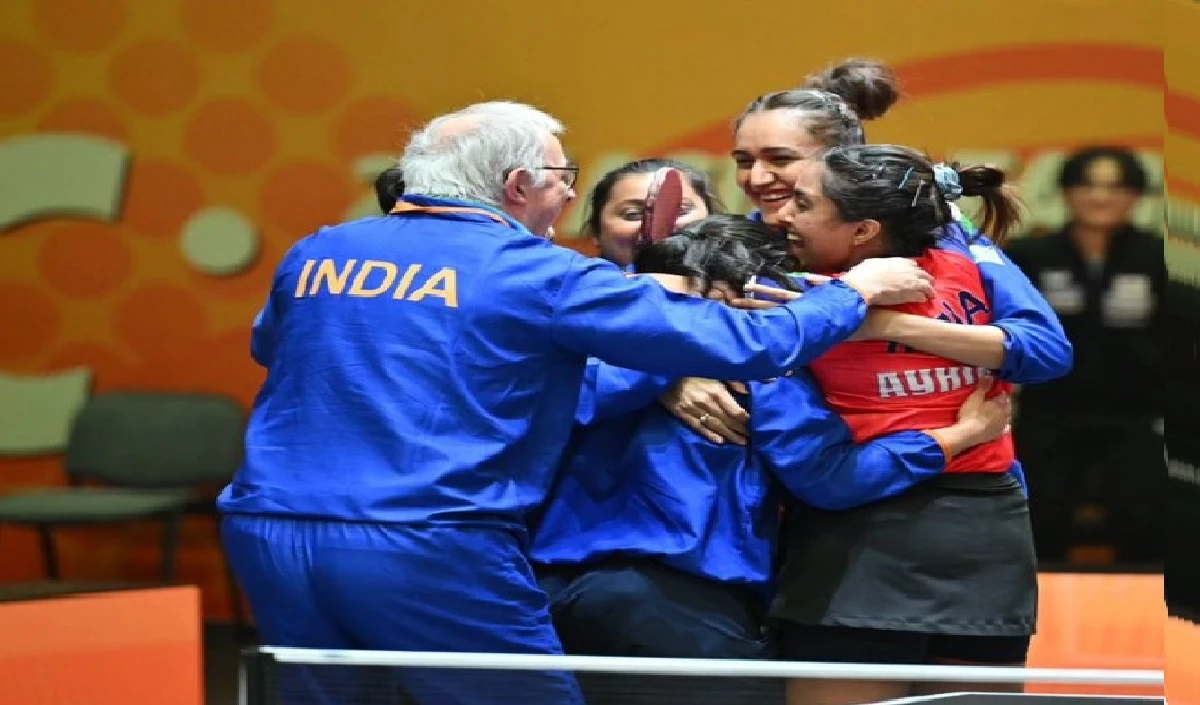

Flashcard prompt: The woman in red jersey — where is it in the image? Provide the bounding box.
[768,144,1036,705]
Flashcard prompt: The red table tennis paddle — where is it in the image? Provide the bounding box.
[636,167,685,247]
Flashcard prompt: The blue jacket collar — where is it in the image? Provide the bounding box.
[397,195,532,234]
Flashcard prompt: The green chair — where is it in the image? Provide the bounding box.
[0,391,245,610]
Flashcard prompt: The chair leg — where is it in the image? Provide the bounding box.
[37,525,60,580]
[159,513,182,582]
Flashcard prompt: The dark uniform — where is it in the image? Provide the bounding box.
[1166,277,1200,619]
[771,232,1068,667]
[1005,225,1165,564]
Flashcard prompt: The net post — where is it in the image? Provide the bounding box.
[240,646,279,705]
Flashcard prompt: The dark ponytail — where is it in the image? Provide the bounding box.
[957,165,1022,245]
[819,145,1025,255]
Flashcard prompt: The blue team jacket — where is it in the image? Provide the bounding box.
[530,369,946,589]
[217,196,872,527]
[531,220,1073,588]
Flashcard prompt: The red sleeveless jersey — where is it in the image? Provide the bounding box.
[809,249,1015,473]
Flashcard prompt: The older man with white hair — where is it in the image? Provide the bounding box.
[219,100,932,705]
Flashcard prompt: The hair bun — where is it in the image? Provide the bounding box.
[956,164,1006,197]
[804,58,901,121]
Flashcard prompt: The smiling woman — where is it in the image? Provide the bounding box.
[780,148,1018,273]
[732,59,902,228]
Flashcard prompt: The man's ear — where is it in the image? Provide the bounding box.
[851,219,883,246]
[503,168,530,205]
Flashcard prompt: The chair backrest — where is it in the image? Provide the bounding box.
[65,391,245,488]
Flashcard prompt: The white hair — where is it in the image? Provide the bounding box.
[399,101,565,207]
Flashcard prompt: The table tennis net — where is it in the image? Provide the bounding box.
[240,647,1163,705]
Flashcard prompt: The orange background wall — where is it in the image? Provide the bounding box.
[1168,617,1200,705]
[0,0,1185,660]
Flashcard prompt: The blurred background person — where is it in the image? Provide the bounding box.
[1005,146,1165,566]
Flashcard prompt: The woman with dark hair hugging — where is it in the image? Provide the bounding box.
[760,145,1062,705]
[529,213,1011,705]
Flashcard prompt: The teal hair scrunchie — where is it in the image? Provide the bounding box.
[932,163,964,202]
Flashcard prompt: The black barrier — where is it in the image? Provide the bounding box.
[241,648,281,705]
[1167,278,1200,619]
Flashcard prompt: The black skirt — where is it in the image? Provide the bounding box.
[771,472,1037,636]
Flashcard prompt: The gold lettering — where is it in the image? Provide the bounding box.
[309,259,358,295]
[294,259,316,298]
[391,264,424,300]
[407,267,459,308]
[349,260,399,298]
[290,259,459,306]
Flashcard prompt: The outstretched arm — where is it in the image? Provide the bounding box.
[940,227,1074,383]
[754,371,1009,510]
[550,259,872,381]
